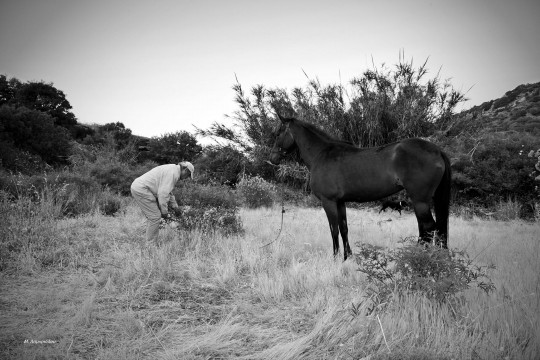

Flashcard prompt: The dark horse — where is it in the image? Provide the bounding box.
[269,115,451,261]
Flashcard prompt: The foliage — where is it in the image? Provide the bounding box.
[198,55,466,170]
[0,142,46,174]
[237,175,276,208]
[0,75,86,174]
[195,145,247,186]
[0,105,72,170]
[171,182,243,235]
[0,171,103,217]
[70,138,156,195]
[436,129,539,211]
[0,176,112,272]
[355,239,495,314]
[141,131,202,165]
[171,206,243,236]
[81,122,134,150]
[0,76,76,125]
[98,189,124,216]
[275,161,310,190]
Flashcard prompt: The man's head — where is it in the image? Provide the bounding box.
[179,161,194,180]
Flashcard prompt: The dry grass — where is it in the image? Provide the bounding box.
[1,201,539,359]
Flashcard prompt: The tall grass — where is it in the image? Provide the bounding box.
[1,199,539,359]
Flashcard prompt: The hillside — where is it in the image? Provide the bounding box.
[448,82,540,136]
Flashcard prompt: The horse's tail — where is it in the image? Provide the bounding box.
[434,151,451,248]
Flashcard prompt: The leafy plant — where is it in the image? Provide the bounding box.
[355,238,495,314]
[171,183,243,235]
[171,205,243,236]
[237,175,276,208]
[98,189,123,216]
[141,131,202,165]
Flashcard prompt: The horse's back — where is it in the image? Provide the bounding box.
[310,138,446,202]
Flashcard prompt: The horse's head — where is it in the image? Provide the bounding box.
[269,114,296,165]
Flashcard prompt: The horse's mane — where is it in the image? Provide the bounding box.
[293,118,356,147]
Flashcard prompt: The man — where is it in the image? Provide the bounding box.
[131,161,194,243]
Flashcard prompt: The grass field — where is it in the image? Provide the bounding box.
[1,200,539,359]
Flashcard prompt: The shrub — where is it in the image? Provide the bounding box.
[0,105,71,169]
[355,238,495,314]
[98,189,123,216]
[140,131,202,165]
[171,183,243,236]
[0,142,47,175]
[237,175,276,208]
[70,140,157,195]
[171,205,243,236]
[174,182,239,209]
[511,109,527,120]
[494,197,522,220]
[53,172,101,216]
[0,171,102,217]
[87,157,147,195]
[194,145,247,186]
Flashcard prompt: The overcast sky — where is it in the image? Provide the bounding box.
[1,0,539,138]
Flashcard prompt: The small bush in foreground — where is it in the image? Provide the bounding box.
[355,238,496,314]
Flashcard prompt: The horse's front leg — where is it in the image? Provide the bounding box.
[321,198,340,258]
[337,201,352,261]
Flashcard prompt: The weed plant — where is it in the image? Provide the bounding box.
[172,182,243,235]
[355,237,496,315]
[237,175,276,208]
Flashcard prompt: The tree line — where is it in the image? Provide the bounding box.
[1,56,539,216]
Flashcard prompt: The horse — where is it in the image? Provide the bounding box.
[269,114,451,261]
[379,200,409,215]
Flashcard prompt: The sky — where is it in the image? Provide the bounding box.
[1,0,539,139]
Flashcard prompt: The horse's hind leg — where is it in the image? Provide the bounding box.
[412,201,437,245]
[321,199,340,259]
[337,201,352,261]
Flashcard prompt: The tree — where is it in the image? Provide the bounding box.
[14,81,77,129]
[195,145,247,186]
[0,105,71,171]
[0,75,84,138]
[197,55,467,183]
[142,131,202,165]
[100,122,133,149]
[0,75,21,105]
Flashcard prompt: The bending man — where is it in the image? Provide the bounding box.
[131,161,194,243]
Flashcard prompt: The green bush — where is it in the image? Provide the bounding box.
[237,175,276,208]
[528,105,540,116]
[86,158,150,195]
[171,183,243,236]
[174,182,239,209]
[53,172,101,216]
[440,132,540,208]
[98,189,123,216]
[172,205,243,236]
[355,239,495,314]
[0,171,103,217]
[0,142,47,175]
[0,105,71,169]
